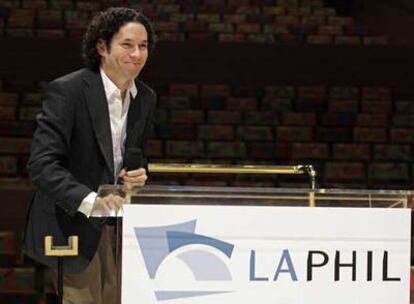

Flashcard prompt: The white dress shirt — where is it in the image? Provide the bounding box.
[77,69,137,217]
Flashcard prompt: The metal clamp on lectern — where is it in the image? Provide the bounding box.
[295,165,318,190]
[44,235,79,304]
[44,236,79,257]
[148,163,318,206]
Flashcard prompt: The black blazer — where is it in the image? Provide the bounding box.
[23,68,156,273]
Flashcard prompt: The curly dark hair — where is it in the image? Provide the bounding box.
[82,7,156,71]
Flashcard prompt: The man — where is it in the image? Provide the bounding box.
[23,7,156,304]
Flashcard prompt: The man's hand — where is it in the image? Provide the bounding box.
[119,168,148,190]
[93,194,124,216]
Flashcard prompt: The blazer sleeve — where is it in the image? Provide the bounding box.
[27,79,92,216]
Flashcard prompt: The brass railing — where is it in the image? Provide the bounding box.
[148,163,318,206]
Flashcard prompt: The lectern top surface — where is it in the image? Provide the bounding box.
[129,185,412,209]
[91,185,412,217]
[137,185,411,196]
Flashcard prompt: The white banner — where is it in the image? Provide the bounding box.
[122,205,411,304]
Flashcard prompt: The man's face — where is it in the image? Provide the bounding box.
[98,22,149,82]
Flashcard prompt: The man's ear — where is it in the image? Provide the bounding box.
[96,38,107,56]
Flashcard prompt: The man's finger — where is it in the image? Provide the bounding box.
[123,174,147,183]
[125,168,146,177]
[124,181,146,190]
[95,197,112,215]
[100,194,125,210]
[118,168,127,178]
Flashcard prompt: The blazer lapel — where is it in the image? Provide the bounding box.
[83,70,114,176]
[125,81,147,150]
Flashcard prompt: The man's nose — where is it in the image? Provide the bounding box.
[130,46,140,57]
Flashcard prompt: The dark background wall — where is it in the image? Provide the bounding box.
[353,0,414,45]
[0,1,414,301]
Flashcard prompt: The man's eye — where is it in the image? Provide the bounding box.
[139,44,148,50]
[122,43,132,48]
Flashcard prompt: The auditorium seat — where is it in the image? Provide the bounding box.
[1,80,413,189]
[0,0,389,45]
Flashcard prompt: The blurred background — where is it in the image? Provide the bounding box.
[0,0,413,303]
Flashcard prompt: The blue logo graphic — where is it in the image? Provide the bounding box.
[134,220,234,301]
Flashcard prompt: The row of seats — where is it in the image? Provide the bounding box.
[0,82,413,189]
[0,0,388,44]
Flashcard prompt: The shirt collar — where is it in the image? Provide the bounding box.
[100,68,138,101]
